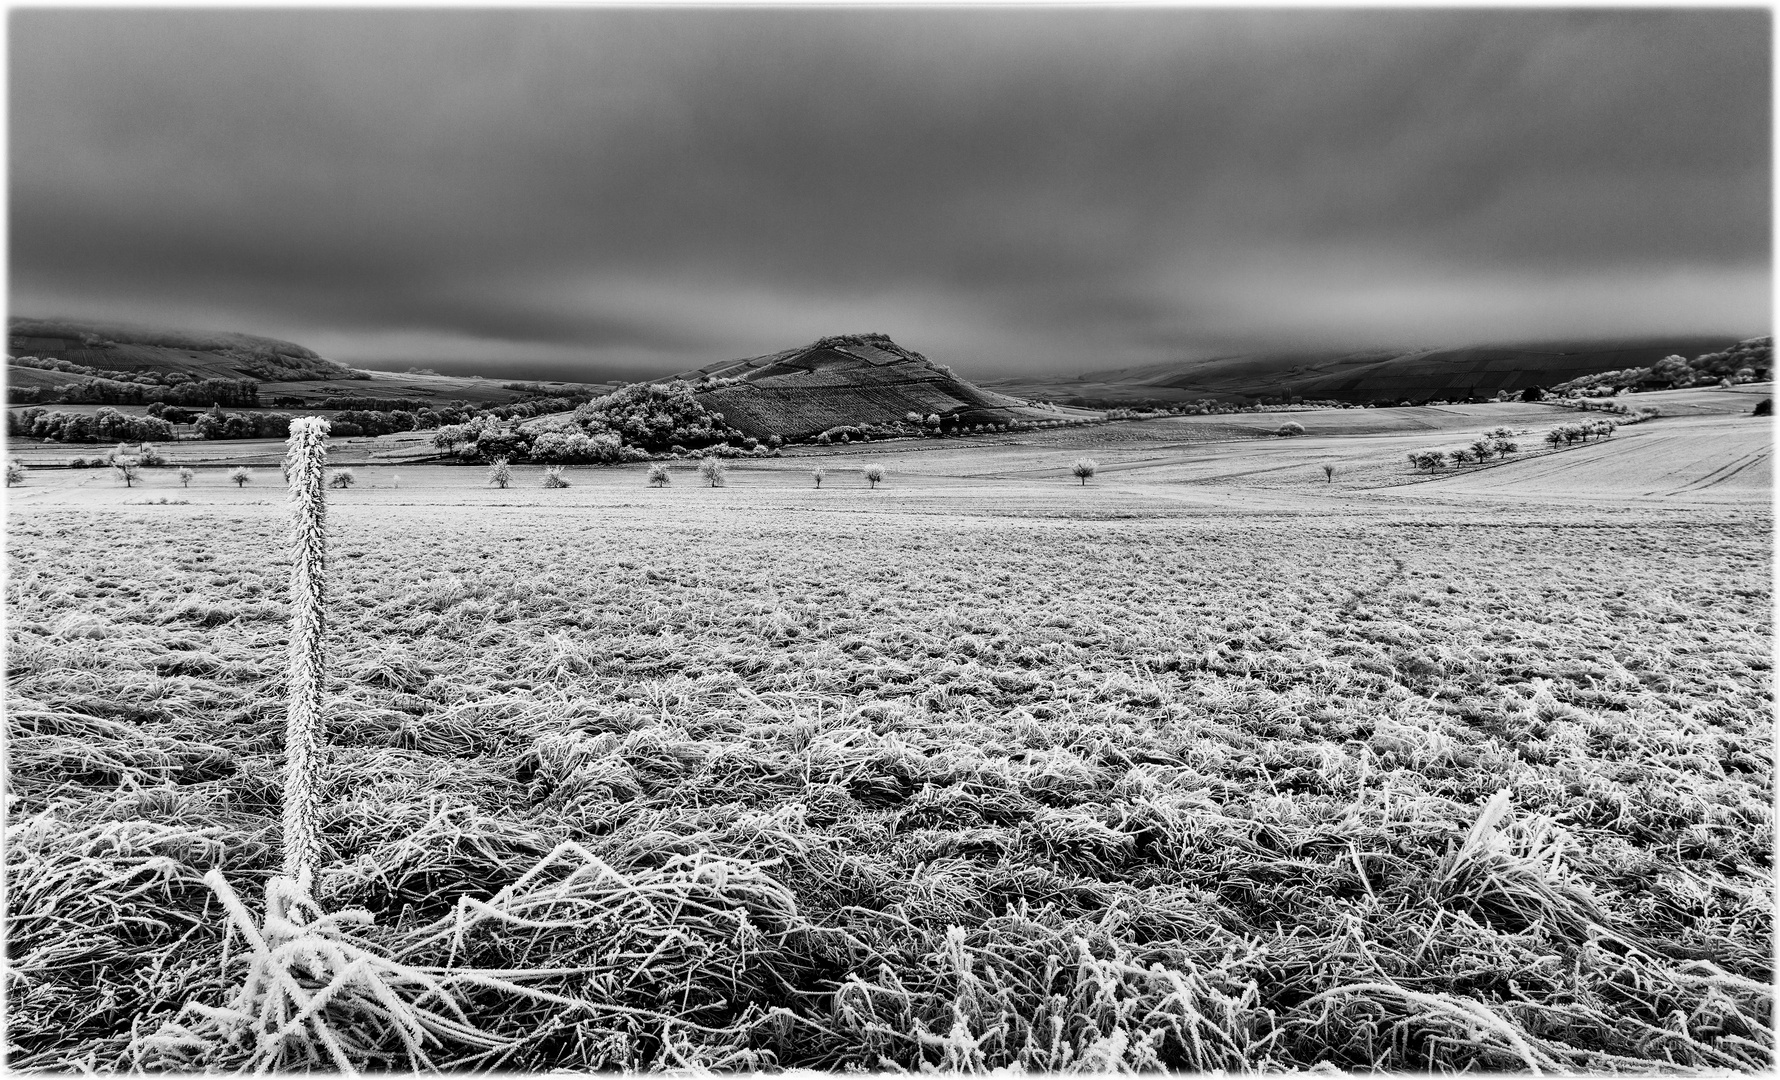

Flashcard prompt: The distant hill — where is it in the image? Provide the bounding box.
[8,316,358,382]
[676,333,1091,440]
[985,337,1743,406]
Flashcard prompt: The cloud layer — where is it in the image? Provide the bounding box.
[10,9,1770,377]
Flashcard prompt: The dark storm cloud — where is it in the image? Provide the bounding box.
[9,8,1770,376]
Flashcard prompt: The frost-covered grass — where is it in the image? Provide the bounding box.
[6,499,1771,1071]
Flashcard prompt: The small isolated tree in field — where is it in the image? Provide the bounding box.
[648,463,671,487]
[488,456,512,488]
[113,454,142,488]
[864,465,884,488]
[328,469,356,489]
[698,457,728,487]
[229,467,251,488]
[137,443,168,467]
[1322,463,1337,483]
[812,466,826,489]
[6,460,24,486]
[1756,398,1773,416]
[1276,421,1306,437]
[178,467,194,487]
[1072,458,1098,485]
[542,465,569,488]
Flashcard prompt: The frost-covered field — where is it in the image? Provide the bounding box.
[6,411,1773,1071]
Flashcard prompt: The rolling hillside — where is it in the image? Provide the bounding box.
[678,333,1096,440]
[9,316,357,382]
[987,337,1742,406]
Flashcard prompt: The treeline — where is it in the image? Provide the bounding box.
[12,405,291,442]
[266,395,477,414]
[1551,337,1772,396]
[9,407,177,443]
[8,373,260,407]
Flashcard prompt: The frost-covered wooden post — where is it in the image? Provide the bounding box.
[283,417,331,893]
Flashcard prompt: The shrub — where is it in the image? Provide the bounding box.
[542,466,569,488]
[328,469,356,489]
[6,460,24,486]
[647,463,670,487]
[488,457,512,489]
[178,467,194,487]
[814,432,832,446]
[136,443,168,467]
[698,457,728,487]
[812,466,826,489]
[1756,399,1772,417]
[228,467,251,488]
[864,465,884,488]
[1071,458,1098,485]
[1276,421,1306,437]
[1321,463,1336,483]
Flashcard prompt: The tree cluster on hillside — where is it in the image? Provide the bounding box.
[428,381,769,463]
[1550,337,1772,396]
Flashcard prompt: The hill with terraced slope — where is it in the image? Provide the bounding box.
[677,333,1095,440]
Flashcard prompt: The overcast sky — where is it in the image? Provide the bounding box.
[9,8,1771,379]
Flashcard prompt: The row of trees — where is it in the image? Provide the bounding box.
[1407,429,1523,471]
[1544,420,1617,446]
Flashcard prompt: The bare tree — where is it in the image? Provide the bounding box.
[488,456,512,488]
[1071,458,1098,485]
[699,457,728,487]
[812,465,826,489]
[1322,463,1337,483]
[863,465,884,488]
